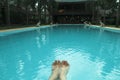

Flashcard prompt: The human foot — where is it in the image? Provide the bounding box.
[60,61,69,80]
[49,60,61,80]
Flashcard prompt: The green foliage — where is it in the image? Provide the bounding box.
[97,0,116,10]
[0,0,118,25]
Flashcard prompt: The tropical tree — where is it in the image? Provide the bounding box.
[2,0,10,25]
[37,0,59,24]
[0,0,4,24]
[116,0,120,27]
[38,0,49,24]
[0,0,59,25]
[14,0,37,24]
[97,0,116,24]
[48,0,58,23]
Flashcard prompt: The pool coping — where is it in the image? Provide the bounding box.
[58,24,120,33]
[90,25,120,33]
[0,24,120,36]
[0,25,54,36]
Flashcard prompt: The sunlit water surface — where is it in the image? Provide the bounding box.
[0,25,120,80]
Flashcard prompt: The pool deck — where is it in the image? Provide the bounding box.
[93,25,120,30]
[0,24,120,32]
[0,27,36,32]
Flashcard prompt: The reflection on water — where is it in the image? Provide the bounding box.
[41,34,46,45]
[53,47,120,80]
[54,47,105,80]
[16,60,24,80]
[0,25,120,80]
[36,37,41,48]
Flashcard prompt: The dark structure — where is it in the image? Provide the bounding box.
[0,0,119,26]
[52,1,98,24]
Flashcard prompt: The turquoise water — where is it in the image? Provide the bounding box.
[0,25,120,80]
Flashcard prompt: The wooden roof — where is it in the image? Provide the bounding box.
[55,0,95,2]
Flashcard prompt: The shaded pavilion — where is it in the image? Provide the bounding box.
[52,0,98,24]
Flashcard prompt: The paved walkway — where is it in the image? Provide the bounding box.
[0,25,120,32]
[0,27,36,32]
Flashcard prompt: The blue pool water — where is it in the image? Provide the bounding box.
[0,24,120,80]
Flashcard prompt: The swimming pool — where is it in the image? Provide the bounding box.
[0,24,120,80]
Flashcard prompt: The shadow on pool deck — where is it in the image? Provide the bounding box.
[0,25,37,32]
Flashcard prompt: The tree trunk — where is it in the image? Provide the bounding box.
[103,11,106,24]
[116,1,119,27]
[5,0,10,25]
[92,1,95,23]
[38,0,41,23]
[45,5,47,24]
[26,7,29,25]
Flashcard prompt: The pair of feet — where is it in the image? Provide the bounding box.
[49,60,69,80]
